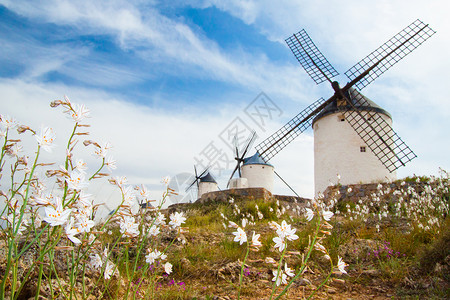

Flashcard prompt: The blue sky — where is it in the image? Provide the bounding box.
[1,0,449,207]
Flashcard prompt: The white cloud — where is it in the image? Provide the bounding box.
[0,0,449,205]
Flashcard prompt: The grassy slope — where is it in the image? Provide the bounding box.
[156,193,449,300]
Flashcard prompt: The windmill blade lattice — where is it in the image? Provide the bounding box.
[256,97,326,162]
[342,89,417,172]
[286,29,339,85]
[345,19,436,91]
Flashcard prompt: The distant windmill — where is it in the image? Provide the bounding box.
[227,131,257,188]
[186,165,218,200]
[255,19,435,195]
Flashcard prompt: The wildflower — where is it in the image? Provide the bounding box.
[314,242,327,254]
[337,256,348,274]
[119,216,139,237]
[232,227,247,245]
[273,236,286,252]
[65,219,81,244]
[155,212,166,225]
[305,208,314,222]
[148,225,160,236]
[43,205,71,226]
[164,262,173,275]
[89,253,103,269]
[104,261,117,279]
[276,220,298,241]
[0,114,17,129]
[35,126,56,152]
[66,170,88,190]
[228,221,239,229]
[75,216,95,233]
[284,263,295,277]
[250,231,262,248]
[265,257,277,265]
[94,142,112,158]
[161,176,170,185]
[75,159,88,173]
[169,211,186,228]
[272,269,287,286]
[105,155,117,171]
[322,210,334,221]
[145,249,166,264]
[69,103,90,122]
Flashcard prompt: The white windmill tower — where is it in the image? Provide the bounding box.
[312,88,396,194]
[186,166,218,200]
[241,152,275,193]
[227,131,275,193]
[254,19,435,196]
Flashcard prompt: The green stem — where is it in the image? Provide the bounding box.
[237,244,250,300]
[275,217,322,300]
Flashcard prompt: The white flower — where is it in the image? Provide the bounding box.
[90,254,103,269]
[0,115,17,129]
[232,227,247,245]
[148,225,160,236]
[322,210,334,221]
[250,231,262,248]
[272,269,287,286]
[169,212,186,228]
[273,236,286,252]
[314,242,327,254]
[155,212,166,225]
[69,103,90,122]
[94,142,112,158]
[66,170,88,190]
[305,208,314,222]
[105,155,117,171]
[337,256,348,274]
[104,261,117,279]
[164,262,173,275]
[65,219,81,244]
[35,127,56,152]
[43,205,71,226]
[284,263,295,277]
[119,216,139,237]
[145,249,166,264]
[228,221,239,229]
[161,176,170,185]
[75,216,95,233]
[75,159,88,173]
[276,220,298,241]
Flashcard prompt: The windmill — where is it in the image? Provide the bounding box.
[186,165,218,200]
[255,19,435,195]
[227,130,257,188]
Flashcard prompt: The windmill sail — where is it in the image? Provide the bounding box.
[255,97,327,162]
[286,29,339,84]
[341,89,417,172]
[227,131,257,186]
[345,19,436,91]
[186,165,209,192]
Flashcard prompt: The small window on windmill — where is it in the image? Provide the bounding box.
[360,146,366,153]
[338,114,345,122]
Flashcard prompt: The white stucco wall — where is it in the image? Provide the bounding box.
[242,164,274,193]
[198,181,218,198]
[313,111,396,196]
[229,177,249,189]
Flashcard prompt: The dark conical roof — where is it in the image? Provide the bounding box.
[243,152,273,167]
[312,87,391,125]
[200,172,217,184]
